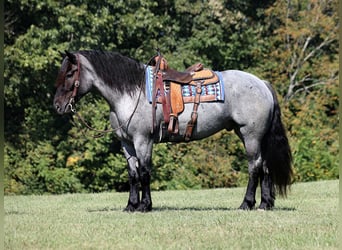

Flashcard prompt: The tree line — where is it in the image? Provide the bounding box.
[4,0,338,194]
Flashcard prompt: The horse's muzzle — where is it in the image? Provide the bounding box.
[54,101,72,115]
[55,103,66,115]
[55,103,62,114]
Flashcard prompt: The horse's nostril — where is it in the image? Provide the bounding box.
[55,104,60,111]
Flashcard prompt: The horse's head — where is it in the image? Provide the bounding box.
[53,51,81,115]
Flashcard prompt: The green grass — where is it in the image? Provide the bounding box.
[5,180,338,250]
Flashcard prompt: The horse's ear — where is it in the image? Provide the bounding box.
[58,51,66,58]
[65,50,77,65]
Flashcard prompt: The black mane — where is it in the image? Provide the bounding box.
[78,50,145,94]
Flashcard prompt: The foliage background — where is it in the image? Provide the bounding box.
[4,0,339,194]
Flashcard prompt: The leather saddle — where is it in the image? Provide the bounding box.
[151,55,219,141]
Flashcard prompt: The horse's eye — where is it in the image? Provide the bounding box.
[66,69,77,78]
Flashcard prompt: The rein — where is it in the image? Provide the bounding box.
[70,90,143,138]
[72,109,130,138]
[68,53,156,138]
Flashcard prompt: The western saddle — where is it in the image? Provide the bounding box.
[150,52,220,142]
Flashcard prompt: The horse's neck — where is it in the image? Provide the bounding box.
[80,62,120,108]
[93,79,121,107]
[93,78,142,116]
[80,55,143,117]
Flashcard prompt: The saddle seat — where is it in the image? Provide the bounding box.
[162,64,219,86]
[161,63,203,84]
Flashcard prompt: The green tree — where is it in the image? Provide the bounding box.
[257,0,339,181]
[4,0,338,194]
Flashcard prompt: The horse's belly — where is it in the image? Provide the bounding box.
[176,102,230,141]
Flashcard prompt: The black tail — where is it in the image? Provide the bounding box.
[262,81,293,197]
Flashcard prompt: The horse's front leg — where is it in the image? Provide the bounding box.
[134,137,153,212]
[122,141,140,212]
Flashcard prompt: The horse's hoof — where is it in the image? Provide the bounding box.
[238,202,254,210]
[136,203,152,213]
[124,204,138,212]
[258,202,273,211]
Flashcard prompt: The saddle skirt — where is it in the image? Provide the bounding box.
[145,66,225,104]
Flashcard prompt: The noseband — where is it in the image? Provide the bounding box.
[67,54,81,113]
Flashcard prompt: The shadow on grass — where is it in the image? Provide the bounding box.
[153,206,296,212]
[5,210,27,215]
[153,206,236,211]
[87,206,296,213]
[87,207,122,213]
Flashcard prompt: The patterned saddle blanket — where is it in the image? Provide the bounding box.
[145,66,225,104]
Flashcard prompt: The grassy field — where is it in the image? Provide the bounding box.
[5,180,338,250]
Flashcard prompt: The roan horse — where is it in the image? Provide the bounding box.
[54,50,293,212]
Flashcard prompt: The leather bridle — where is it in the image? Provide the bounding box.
[66,54,81,113]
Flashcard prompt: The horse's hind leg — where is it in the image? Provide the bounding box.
[239,160,260,209]
[259,166,275,210]
[238,135,263,210]
[238,134,275,210]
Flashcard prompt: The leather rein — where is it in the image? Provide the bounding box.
[67,53,146,138]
